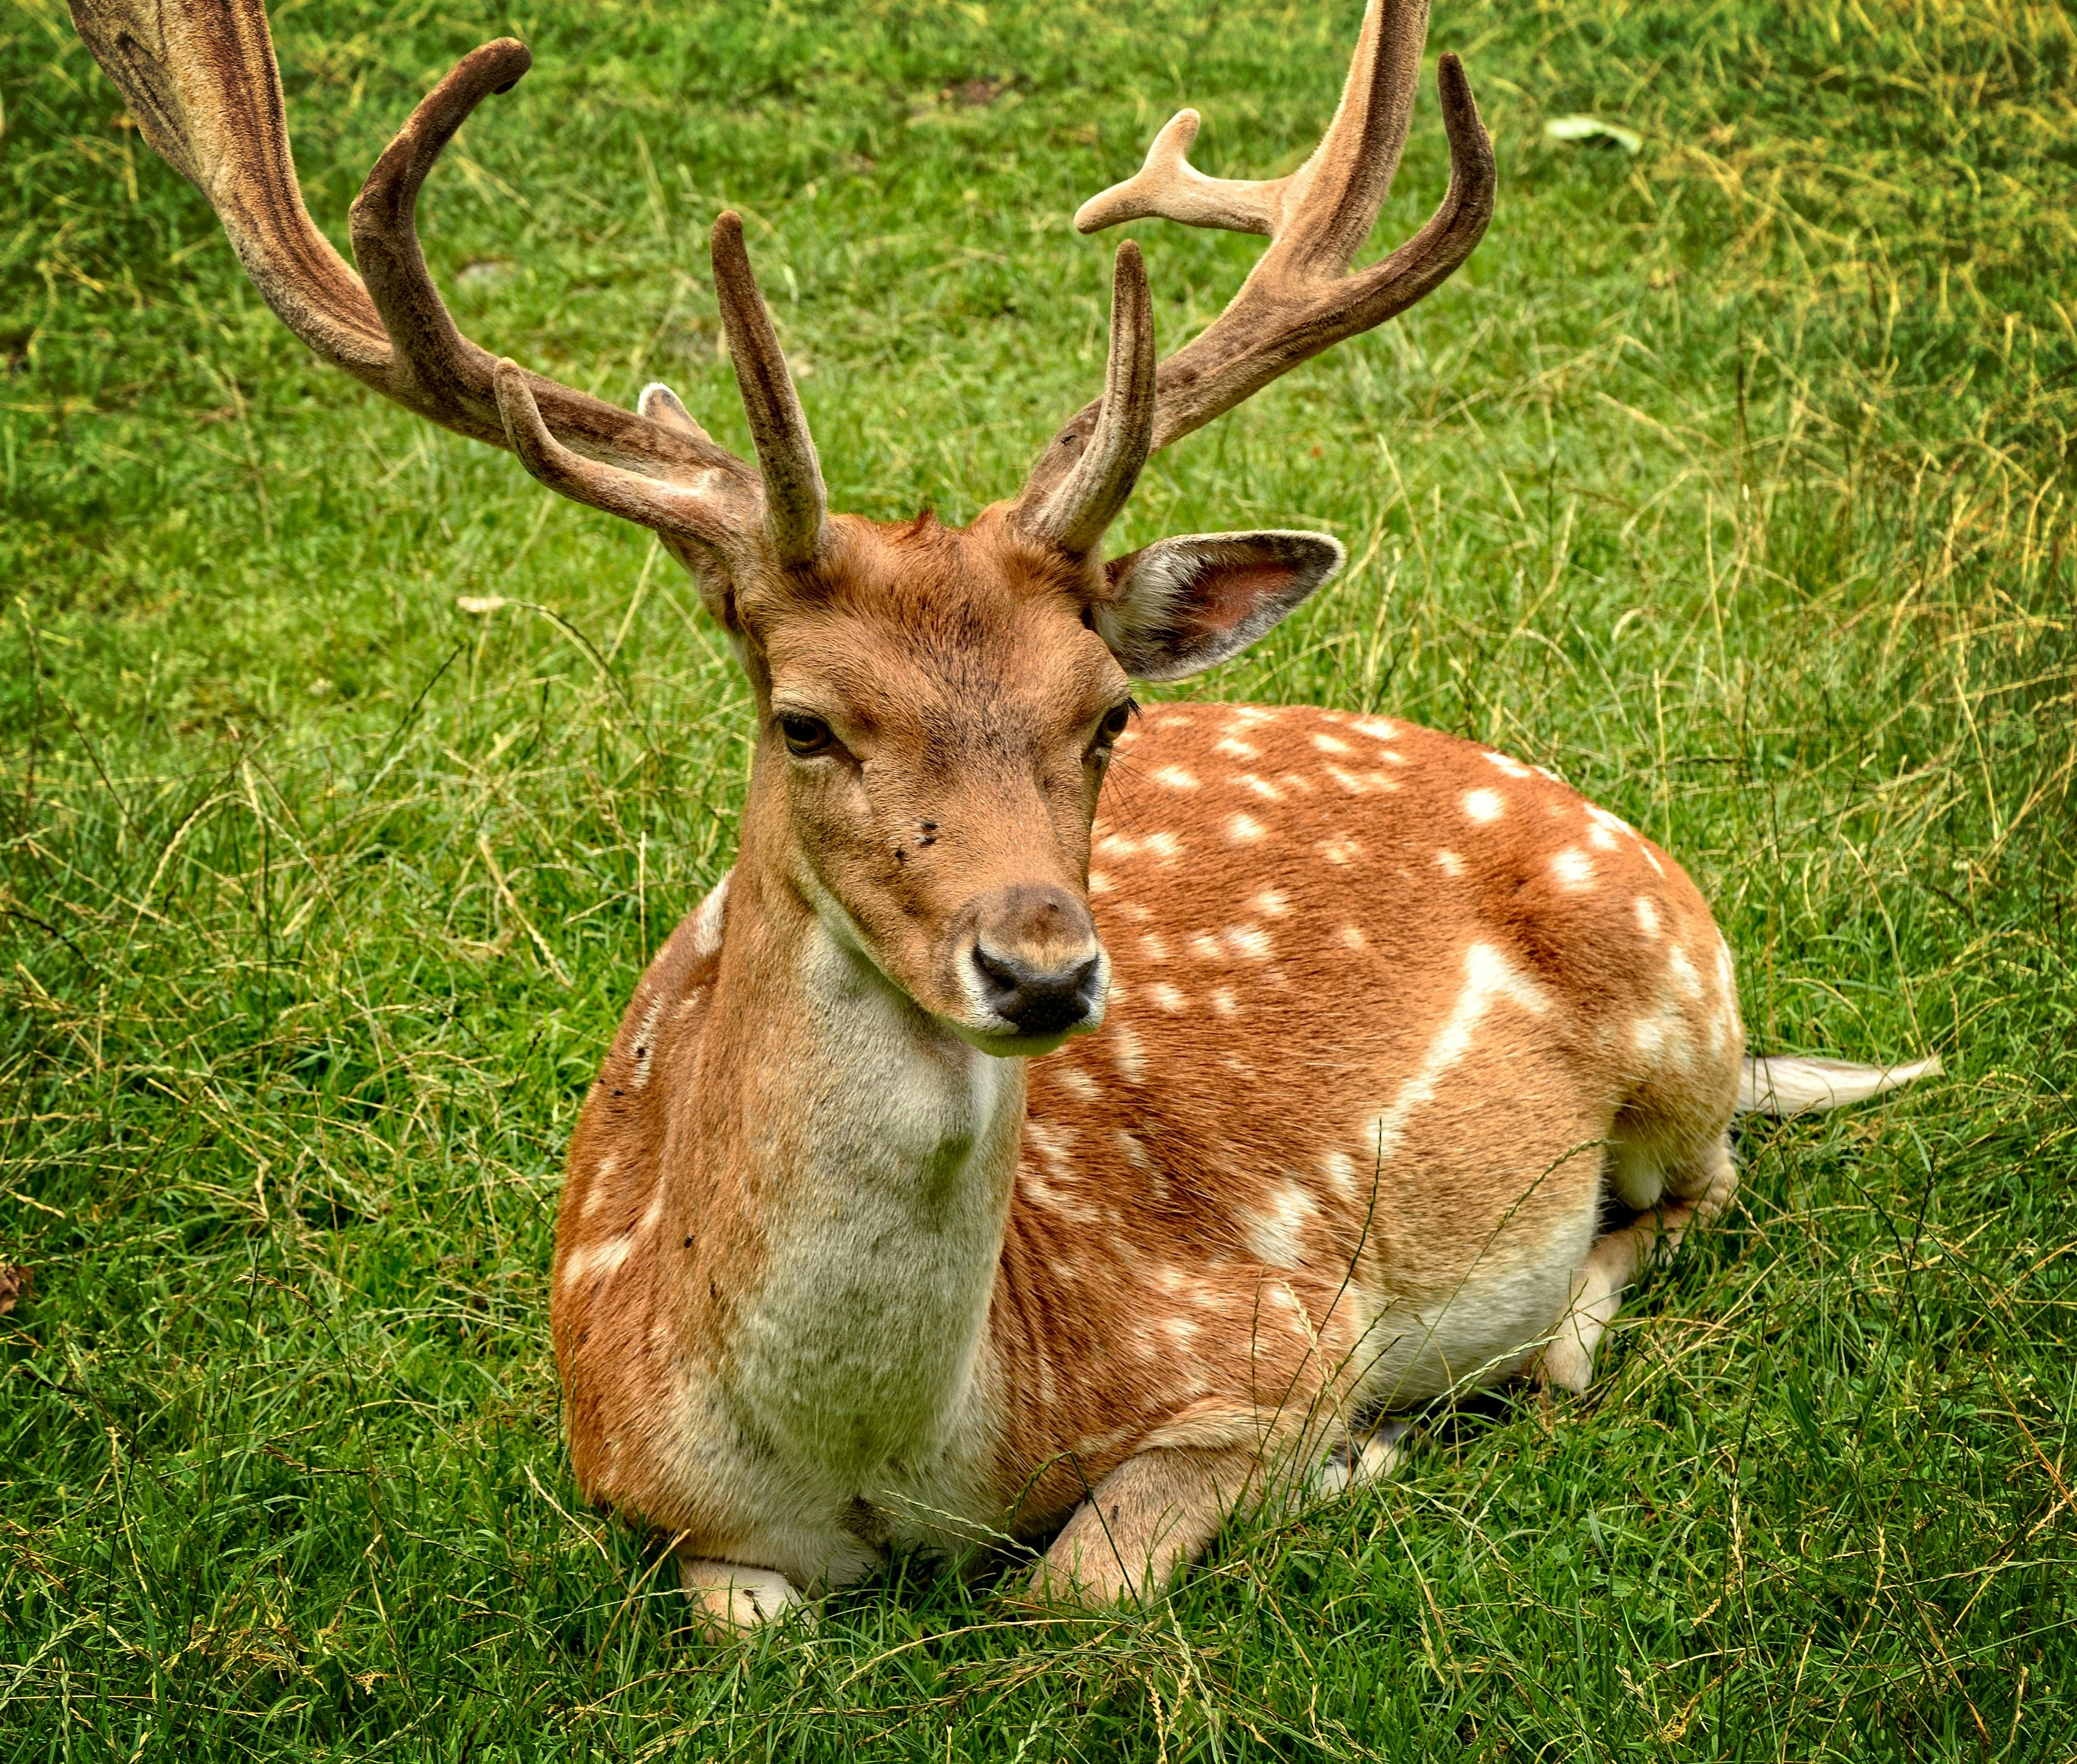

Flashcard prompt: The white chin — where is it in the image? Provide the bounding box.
[947,1018,1099,1059]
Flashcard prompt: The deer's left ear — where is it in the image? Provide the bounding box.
[1094,531,1345,682]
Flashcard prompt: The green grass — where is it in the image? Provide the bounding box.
[3,0,2074,1754]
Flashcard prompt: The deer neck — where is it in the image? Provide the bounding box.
[697,836,1024,1486]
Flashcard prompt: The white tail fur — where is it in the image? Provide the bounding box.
[1737,1053,1943,1118]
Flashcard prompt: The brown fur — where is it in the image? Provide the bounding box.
[552,512,1744,1630]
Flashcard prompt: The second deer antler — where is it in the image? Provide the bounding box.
[1014,0,1495,530]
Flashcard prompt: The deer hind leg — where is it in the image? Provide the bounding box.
[677,1557,807,1639]
[1537,1131,1738,1396]
[1031,1443,1262,1607]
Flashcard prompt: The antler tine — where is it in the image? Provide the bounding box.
[1262,0,1432,281]
[66,0,818,562]
[493,363,745,553]
[1018,242,1157,555]
[68,0,391,377]
[1073,111,1287,238]
[710,214,828,569]
[347,40,530,436]
[348,45,766,546]
[1072,0,1423,253]
[1024,0,1493,512]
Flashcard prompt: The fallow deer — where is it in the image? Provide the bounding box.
[72,0,1939,1631]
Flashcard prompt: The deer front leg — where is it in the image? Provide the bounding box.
[677,1557,807,1639]
[1030,1444,1261,1606]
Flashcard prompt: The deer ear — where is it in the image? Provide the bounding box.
[1094,531,1345,682]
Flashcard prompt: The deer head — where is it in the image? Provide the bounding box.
[69,0,1493,1053]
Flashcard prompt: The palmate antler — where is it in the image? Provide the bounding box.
[1013,0,1495,548]
[66,0,827,566]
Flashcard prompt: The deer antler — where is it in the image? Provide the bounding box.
[1014,0,1494,531]
[1017,241,1156,555]
[67,0,824,568]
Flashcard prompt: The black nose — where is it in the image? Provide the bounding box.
[969,942,1102,1035]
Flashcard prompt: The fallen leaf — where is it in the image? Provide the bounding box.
[0,1265,31,1316]
[1544,114,1643,156]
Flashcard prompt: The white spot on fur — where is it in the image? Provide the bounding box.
[1550,847,1594,890]
[1210,987,1239,1017]
[1154,766,1200,791]
[1668,945,1703,998]
[1225,925,1272,959]
[1327,765,1401,795]
[1361,944,1551,1169]
[1351,718,1399,742]
[1088,869,1113,895]
[1024,1171,1097,1222]
[561,1234,634,1289]
[581,1154,617,1219]
[1341,925,1366,950]
[1247,1184,1318,1268]
[1055,1068,1098,1101]
[1254,889,1292,918]
[1588,821,1621,851]
[1228,814,1266,842]
[629,1000,666,1091]
[1319,837,1362,865]
[1237,773,1284,801]
[1434,850,1465,877]
[1635,897,1661,938]
[1215,737,1259,760]
[1026,1119,1075,1173]
[1141,932,1172,963]
[1111,1022,1146,1082]
[1097,830,1182,863]
[1464,789,1505,823]
[1323,1150,1358,1196]
[1164,1317,1199,1347]
[1150,982,1188,1013]
[636,1188,665,1235]
[1632,1001,1693,1069]
[1485,751,1533,778]
[689,871,732,955]
[1312,733,1353,756]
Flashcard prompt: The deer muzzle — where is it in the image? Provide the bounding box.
[957,884,1107,1046]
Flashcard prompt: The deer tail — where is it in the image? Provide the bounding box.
[1735,1053,1943,1118]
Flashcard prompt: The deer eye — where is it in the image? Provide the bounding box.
[777,714,835,757]
[1096,700,1135,744]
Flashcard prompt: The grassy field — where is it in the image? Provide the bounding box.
[4,0,2074,1755]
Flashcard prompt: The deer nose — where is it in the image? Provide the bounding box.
[965,885,1104,1037]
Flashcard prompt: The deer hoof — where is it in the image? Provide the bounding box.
[678,1560,809,1639]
